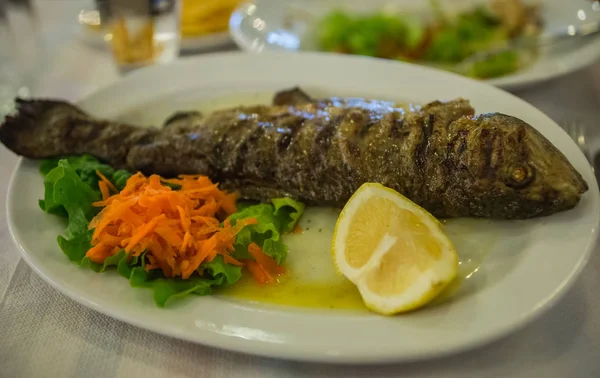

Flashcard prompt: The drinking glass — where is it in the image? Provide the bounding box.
[100,0,180,73]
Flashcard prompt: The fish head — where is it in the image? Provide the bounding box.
[456,113,588,218]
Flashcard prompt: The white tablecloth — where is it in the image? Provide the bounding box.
[1,1,600,377]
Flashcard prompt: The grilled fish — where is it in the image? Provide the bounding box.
[0,88,588,219]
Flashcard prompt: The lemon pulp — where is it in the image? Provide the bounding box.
[332,183,460,315]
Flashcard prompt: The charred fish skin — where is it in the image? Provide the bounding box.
[187,94,588,219]
[0,88,588,219]
[128,93,587,219]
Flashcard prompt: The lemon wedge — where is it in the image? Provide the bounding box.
[332,183,458,315]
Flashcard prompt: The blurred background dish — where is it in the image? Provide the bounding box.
[229,0,600,90]
[179,0,240,52]
[307,0,544,80]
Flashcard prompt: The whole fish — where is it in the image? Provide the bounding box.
[0,88,588,219]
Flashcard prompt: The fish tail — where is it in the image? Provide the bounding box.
[0,98,86,158]
[1,98,43,143]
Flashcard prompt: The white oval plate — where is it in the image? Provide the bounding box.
[230,0,600,91]
[6,52,599,363]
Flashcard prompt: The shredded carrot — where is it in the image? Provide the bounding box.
[246,242,285,283]
[86,242,113,264]
[86,173,252,279]
[96,170,118,193]
[124,214,165,252]
[98,181,110,201]
[223,254,244,266]
[245,260,274,284]
[247,243,285,275]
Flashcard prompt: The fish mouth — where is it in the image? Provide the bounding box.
[534,159,589,215]
[556,173,588,203]
[546,151,589,200]
[512,115,590,209]
[576,176,588,194]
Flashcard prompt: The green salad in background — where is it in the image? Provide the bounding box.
[316,0,542,79]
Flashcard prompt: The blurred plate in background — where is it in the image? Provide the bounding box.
[229,0,600,90]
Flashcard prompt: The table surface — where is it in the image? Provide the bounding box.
[1,1,600,377]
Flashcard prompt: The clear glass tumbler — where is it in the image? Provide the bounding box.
[102,0,180,73]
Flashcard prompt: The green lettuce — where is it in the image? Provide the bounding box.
[38,155,305,307]
[81,249,128,273]
[41,160,100,263]
[272,197,305,232]
[203,255,242,285]
[228,198,304,264]
[149,276,223,307]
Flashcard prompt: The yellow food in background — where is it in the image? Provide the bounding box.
[181,0,242,37]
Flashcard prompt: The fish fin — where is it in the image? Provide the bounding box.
[162,111,203,134]
[272,87,313,106]
[163,111,203,128]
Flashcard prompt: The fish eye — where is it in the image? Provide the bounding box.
[506,165,535,189]
[512,167,527,182]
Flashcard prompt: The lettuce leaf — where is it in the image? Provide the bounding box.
[203,255,242,285]
[228,198,304,264]
[40,155,114,191]
[230,204,282,245]
[114,253,226,307]
[262,239,288,265]
[117,253,142,279]
[272,197,305,233]
[80,249,128,272]
[149,276,223,307]
[41,160,100,263]
[112,169,132,191]
[58,229,93,263]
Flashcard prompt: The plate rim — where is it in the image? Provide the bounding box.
[5,51,600,363]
